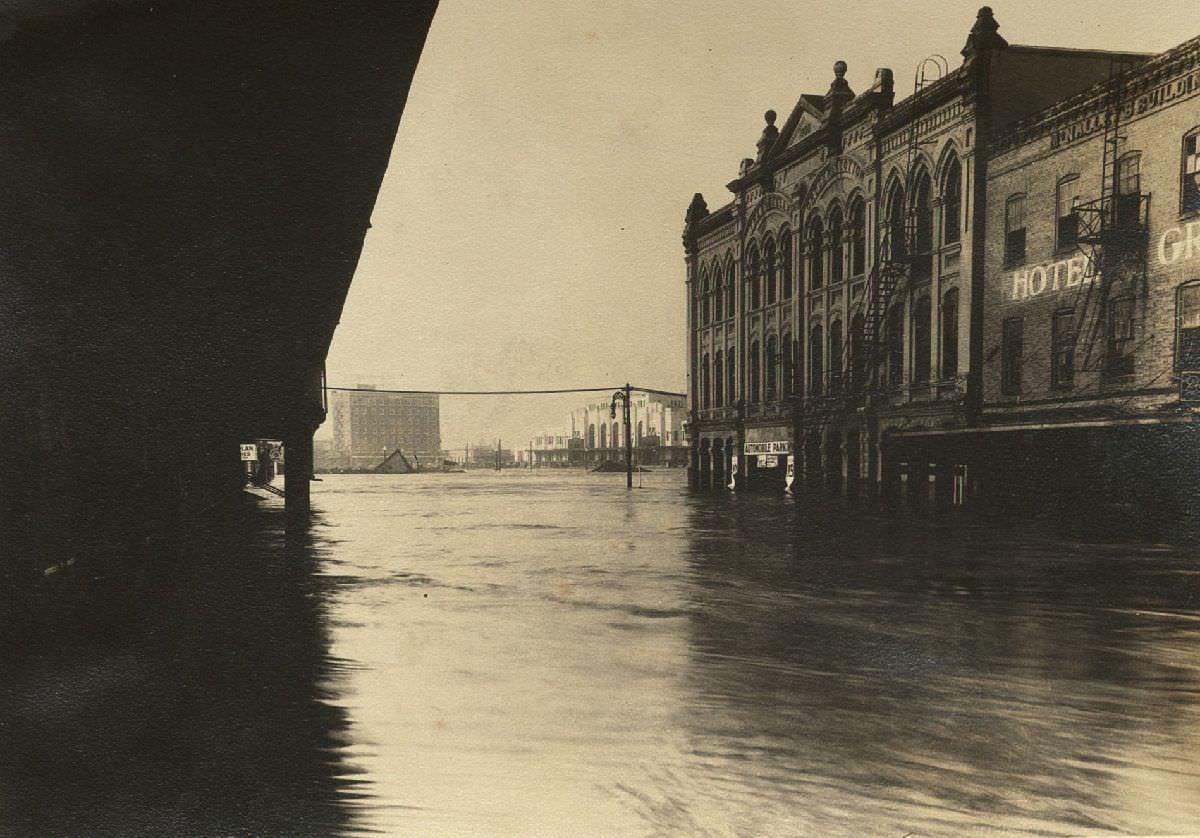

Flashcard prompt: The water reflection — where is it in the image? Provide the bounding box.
[679,491,1200,835]
[0,497,366,837]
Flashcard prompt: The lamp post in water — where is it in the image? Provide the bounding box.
[610,383,633,489]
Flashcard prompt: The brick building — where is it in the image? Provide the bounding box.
[328,385,441,471]
[683,7,1199,503]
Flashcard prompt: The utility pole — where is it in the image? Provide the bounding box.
[610,383,634,489]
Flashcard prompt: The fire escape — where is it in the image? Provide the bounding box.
[1069,60,1150,381]
[857,58,944,404]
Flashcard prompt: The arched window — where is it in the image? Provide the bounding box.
[781,331,793,396]
[702,274,711,324]
[780,229,793,299]
[714,351,724,407]
[637,421,644,443]
[1182,127,1200,214]
[829,208,845,285]
[765,334,778,401]
[828,319,843,394]
[765,239,778,305]
[749,340,761,403]
[746,245,761,310]
[886,181,906,261]
[942,288,959,379]
[849,198,866,276]
[611,421,619,449]
[942,156,962,245]
[850,312,866,392]
[701,352,711,409]
[912,168,933,278]
[598,424,606,449]
[913,295,932,385]
[710,267,720,324]
[809,326,823,395]
[808,217,824,291]
[587,424,596,449]
[887,304,904,387]
[725,263,735,318]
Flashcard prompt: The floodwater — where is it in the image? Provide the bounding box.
[4,470,1200,837]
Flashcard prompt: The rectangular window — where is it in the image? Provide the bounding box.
[1001,317,1023,396]
[1178,284,1200,371]
[1116,153,1142,230]
[1004,194,1026,266]
[1105,297,1136,380]
[1184,131,1200,215]
[1056,176,1081,251]
[1051,309,1075,390]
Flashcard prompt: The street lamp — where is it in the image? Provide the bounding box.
[610,383,633,489]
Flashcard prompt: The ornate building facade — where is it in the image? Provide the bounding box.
[684,7,1199,502]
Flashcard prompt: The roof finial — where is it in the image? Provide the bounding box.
[962,6,1008,59]
[825,60,854,111]
[756,110,779,162]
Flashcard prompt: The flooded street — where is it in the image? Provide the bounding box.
[5,471,1200,836]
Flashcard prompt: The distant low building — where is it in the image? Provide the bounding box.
[523,392,687,468]
[327,385,441,471]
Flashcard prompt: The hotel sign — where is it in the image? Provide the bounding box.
[1005,255,1093,303]
[1158,221,1200,266]
[744,440,791,455]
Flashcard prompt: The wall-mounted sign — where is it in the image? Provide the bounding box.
[240,444,257,461]
[744,440,791,455]
[1006,255,1093,303]
[759,455,779,468]
[1158,221,1200,266]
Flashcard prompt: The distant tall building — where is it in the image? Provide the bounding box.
[328,385,441,470]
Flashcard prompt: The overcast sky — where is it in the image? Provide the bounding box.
[321,1,1194,448]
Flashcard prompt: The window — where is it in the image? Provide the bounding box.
[913,296,932,385]
[829,208,845,285]
[765,334,778,401]
[714,351,724,406]
[781,332,793,397]
[725,264,735,318]
[1178,283,1200,371]
[1106,296,1135,380]
[943,156,962,245]
[941,288,959,379]
[1184,128,1200,215]
[702,276,711,324]
[727,348,736,406]
[849,199,866,276]
[701,353,710,408]
[808,218,824,290]
[887,304,904,387]
[1052,309,1075,390]
[1002,317,1024,396]
[1005,194,1026,266]
[809,326,823,395]
[885,182,906,261]
[792,335,802,398]
[1056,175,1081,251]
[912,169,933,279]
[850,313,866,392]
[749,340,761,402]
[747,246,761,310]
[1117,152,1142,230]
[828,320,843,395]
[765,240,778,305]
[780,231,793,299]
[714,270,724,321]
